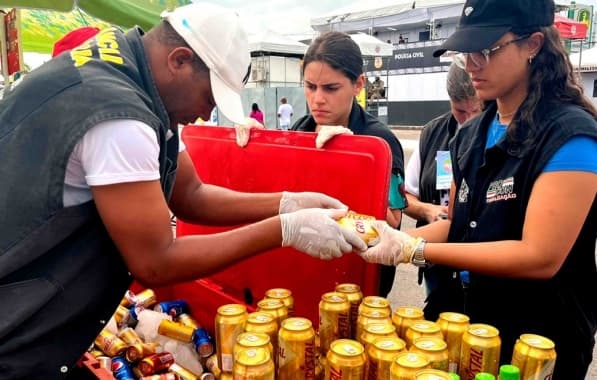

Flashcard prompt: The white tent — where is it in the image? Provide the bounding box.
[249,30,308,56]
[349,33,394,56]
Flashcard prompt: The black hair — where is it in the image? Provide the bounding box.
[302,31,363,83]
[251,103,260,111]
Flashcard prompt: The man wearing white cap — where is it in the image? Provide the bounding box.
[0,3,366,378]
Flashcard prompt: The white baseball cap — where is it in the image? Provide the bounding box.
[162,3,251,125]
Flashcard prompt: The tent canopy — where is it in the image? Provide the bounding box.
[349,33,394,57]
[555,14,588,40]
[249,30,308,56]
[0,0,191,31]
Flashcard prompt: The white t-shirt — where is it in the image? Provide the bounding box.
[277,103,293,125]
[404,144,421,197]
[63,119,185,207]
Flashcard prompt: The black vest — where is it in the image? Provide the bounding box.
[427,102,597,379]
[0,28,178,379]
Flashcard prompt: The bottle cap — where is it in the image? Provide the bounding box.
[474,373,495,380]
[499,364,521,380]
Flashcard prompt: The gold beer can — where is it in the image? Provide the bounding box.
[234,332,274,359]
[511,333,556,380]
[337,211,379,246]
[233,347,275,380]
[356,308,392,343]
[94,329,128,357]
[114,305,132,328]
[265,288,294,316]
[390,352,431,380]
[437,312,470,373]
[278,317,317,380]
[216,304,248,374]
[359,322,397,347]
[405,321,443,348]
[319,292,351,355]
[169,363,200,380]
[257,298,289,324]
[135,289,157,308]
[158,319,195,342]
[366,336,407,380]
[335,283,363,340]
[392,306,425,340]
[414,369,453,379]
[358,296,392,317]
[325,339,367,380]
[205,353,221,379]
[459,324,501,380]
[411,337,449,371]
[118,327,143,345]
[178,313,201,329]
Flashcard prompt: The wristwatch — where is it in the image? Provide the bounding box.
[411,239,428,267]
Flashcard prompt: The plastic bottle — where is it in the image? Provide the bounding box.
[498,364,521,380]
[474,373,496,380]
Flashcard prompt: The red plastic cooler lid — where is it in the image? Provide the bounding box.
[175,126,391,329]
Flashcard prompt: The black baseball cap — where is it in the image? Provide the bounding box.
[433,0,555,57]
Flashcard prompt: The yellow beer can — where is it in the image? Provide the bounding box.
[325,339,367,380]
[319,292,351,355]
[390,352,431,380]
[358,296,392,317]
[257,298,288,324]
[157,319,195,342]
[392,306,425,340]
[278,317,317,380]
[169,363,200,380]
[215,304,248,374]
[356,308,392,343]
[404,320,443,348]
[366,336,407,380]
[233,347,275,380]
[337,211,379,246]
[411,337,449,371]
[414,368,453,379]
[335,283,364,340]
[359,322,397,347]
[265,288,294,316]
[459,324,501,380]
[437,312,470,373]
[234,332,274,360]
[511,333,556,380]
[94,329,128,357]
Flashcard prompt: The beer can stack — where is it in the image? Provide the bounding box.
[88,288,217,379]
[89,284,558,380]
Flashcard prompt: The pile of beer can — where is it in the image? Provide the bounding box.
[88,284,557,380]
[88,289,217,379]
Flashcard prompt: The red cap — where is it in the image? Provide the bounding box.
[52,26,100,57]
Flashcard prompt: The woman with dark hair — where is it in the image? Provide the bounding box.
[360,1,597,378]
[249,102,264,125]
[291,31,408,297]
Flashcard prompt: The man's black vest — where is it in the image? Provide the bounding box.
[0,28,178,379]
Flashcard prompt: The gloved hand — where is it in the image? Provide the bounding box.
[315,125,353,148]
[280,208,367,260]
[358,221,424,266]
[279,191,347,214]
[235,117,265,147]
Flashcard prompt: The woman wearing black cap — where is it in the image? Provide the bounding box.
[360,0,597,378]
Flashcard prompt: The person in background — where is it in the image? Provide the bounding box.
[370,76,385,99]
[249,102,264,125]
[404,62,481,296]
[360,0,597,377]
[0,4,366,379]
[291,31,408,297]
[277,96,293,130]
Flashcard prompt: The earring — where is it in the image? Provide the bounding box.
[528,55,535,64]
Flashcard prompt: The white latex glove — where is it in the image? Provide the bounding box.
[358,221,423,266]
[279,191,347,214]
[315,125,353,148]
[235,117,265,147]
[280,208,367,260]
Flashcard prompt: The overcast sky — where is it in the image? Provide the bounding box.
[201,0,597,36]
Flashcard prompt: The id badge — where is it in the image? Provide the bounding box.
[436,150,452,190]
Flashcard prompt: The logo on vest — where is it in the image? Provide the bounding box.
[486,176,517,203]
[458,178,469,203]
